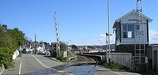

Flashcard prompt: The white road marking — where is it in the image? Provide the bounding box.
[19,63,22,75]
[32,55,50,68]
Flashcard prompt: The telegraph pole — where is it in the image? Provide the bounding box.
[35,34,37,54]
[107,0,111,64]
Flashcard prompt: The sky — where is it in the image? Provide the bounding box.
[0,0,158,45]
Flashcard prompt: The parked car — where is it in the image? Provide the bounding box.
[45,51,50,56]
[22,49,27,54]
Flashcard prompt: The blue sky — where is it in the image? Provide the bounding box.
[0,0,158,45]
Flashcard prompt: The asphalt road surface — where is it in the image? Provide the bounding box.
[2,54,64,75]
[2,54,142,75]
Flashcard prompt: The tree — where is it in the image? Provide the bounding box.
[60,42,67,51]
[0,26,16,68]
[7,28,25,46]
[51,41,67,57]
[71,44,78,50]
[87,46,94,49]
[53,41,67,51]
[0,25,25,69]
[1,24,7,31]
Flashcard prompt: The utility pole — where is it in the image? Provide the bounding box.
[107,0,111,64]
[54,12,60,57]
[35,34,37,54]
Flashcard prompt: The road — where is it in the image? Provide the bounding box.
[2,54,142,75]
[2,54,64,75]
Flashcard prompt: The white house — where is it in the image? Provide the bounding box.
[113,9,152,55]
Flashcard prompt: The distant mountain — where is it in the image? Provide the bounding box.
[87,44,115,50]
[91,44,115,50]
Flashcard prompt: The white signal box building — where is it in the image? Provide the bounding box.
[113,9,152,55]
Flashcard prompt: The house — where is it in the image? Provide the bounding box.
[113,9,152,55]
[113,9,153,72]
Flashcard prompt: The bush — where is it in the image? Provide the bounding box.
[57,55,63,61]
[0,47,15,69]
[0,25,25,69]
[103,61,127,70]
[57,55,69,62]
[4,60,15,69]
[67,52,71,57]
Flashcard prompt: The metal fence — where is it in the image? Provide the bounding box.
[106,52,132,69]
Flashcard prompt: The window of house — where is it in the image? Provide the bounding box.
[128,24,133,31]
[122,24,134,38]
[128,31,132,38]
[135,25,140,30]
[123,32,127,38]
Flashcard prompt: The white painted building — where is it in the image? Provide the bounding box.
[113,9,152,54]
[113,9,152,45]
[113,9,153,72]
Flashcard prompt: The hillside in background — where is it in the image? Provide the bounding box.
[76,44,115,50]
[92,44,115,50]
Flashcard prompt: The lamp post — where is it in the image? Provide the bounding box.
[67,40,71,50]
[67,40,71,56]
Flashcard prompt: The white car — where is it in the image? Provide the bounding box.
[45,51,51,56]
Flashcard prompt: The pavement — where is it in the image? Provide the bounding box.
[95,66,141,75]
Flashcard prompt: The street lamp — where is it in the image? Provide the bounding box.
[67,40,71,49]
[67,40,71,55]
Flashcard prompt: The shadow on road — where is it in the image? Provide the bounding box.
[140,71,158,75]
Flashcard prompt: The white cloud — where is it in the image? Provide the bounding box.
[98,29,158,45]
[98,33,115,45]
[149,30,158,44]
[76,29,158,45]
[76,33,115,45]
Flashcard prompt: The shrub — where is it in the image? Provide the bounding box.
[103,61,128,70]
[56,55,69,62]
[0,25,25,69]
[4,60,15,69]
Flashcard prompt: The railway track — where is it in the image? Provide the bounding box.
[62,55,99,75]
